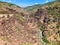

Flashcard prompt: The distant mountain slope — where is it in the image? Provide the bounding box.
[24,4,42,11]
[24,1,55,12]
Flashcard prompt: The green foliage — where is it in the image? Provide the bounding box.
[40,26,45,31]
[0,1,20,8]
[19,15,25,22]
[16,14,25,23]
[40,26,50,43]
[56,24,60,29]
[43,1,55,6]
[21,43,33,45]
[42,37,50,43]
[24,4,42,11]
[56,25,59,29]
[57,14,60,17]
[8,4,14,6]
[24,1,55,11]
[0,10,7,13]
[8,3,20,8]
[57,41,60,45]
[2,36,8,41]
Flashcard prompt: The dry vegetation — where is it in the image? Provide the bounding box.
[0,1,60,45]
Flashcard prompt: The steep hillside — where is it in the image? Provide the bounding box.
[0,1,40,45]
[0,1,29,45]
[29,1,60,45]
[0,1,29,14]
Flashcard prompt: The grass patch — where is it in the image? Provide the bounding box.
[21,42,33,45]
[40,26,45,31]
